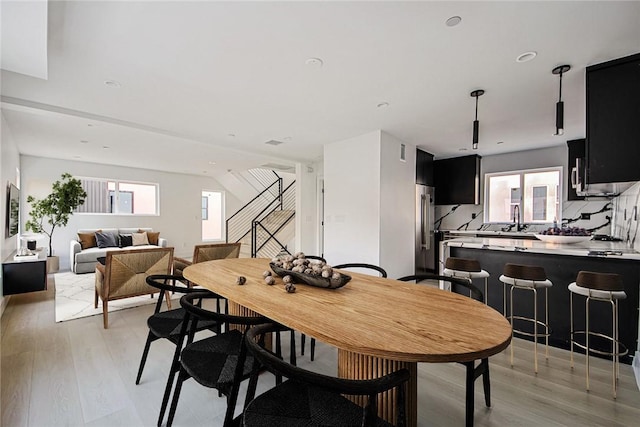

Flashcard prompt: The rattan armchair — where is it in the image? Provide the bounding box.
[94,247,174,328]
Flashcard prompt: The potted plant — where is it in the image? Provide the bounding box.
[25,173,87,272]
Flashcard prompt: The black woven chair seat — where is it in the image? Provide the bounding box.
[243,380,393,427]
[181,329,255,390]
[147,308,218,339]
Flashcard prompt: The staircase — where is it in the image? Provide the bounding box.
[226,172,296,259]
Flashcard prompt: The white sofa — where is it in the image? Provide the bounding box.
[70,228,167,274]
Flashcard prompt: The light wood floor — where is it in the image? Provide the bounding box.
[2,276,639,426]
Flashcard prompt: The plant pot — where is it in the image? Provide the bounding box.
[47,256,60,274]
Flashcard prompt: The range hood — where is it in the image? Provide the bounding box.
[572,158,634,197]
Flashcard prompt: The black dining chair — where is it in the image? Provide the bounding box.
[397,273,490,427]
[301,262,388,361]
[243,322,410,427]
[135,274,222,386]
[160,292,269,427]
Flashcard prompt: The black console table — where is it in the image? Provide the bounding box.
[2,250,47,295]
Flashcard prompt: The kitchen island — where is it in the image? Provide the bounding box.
[440,236,639,369]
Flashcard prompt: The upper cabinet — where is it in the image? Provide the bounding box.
[434,154,481,205]
[416,149,434,186]
[586,52,640,184]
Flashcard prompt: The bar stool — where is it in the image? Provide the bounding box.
[443,257,490,305]
[569,271,627,398]
[499,263,552,373]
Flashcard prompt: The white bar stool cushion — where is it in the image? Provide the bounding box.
[444,268,490,279]
[499,274,553,289]
[568,282,627,300]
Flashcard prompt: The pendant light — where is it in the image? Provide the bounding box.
[552,65,571,136]
[470,89,484,150]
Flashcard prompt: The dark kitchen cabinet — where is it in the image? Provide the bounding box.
[567,139,585,201]
[416,149,434,186]
[434,154,481,205]
[586,52,640,184]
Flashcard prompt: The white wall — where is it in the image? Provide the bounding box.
[295,161,319,256]
[379,132,415,278]
[20,156,243,269]
[1,112,22,313]
[324,131,381,266]
[324,130,415,278]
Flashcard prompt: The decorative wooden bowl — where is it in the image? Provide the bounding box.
[270,263,351,289]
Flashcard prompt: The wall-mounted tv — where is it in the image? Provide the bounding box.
[6,183,20,238]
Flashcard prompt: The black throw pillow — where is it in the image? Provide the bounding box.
[119,234,133,248]
[95,231,118,248]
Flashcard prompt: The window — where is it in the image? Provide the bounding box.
[201,196,208,220]
[202,190,224,241]
[76,178,159,215]
[485,167,561,224]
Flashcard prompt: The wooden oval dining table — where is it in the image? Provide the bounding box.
[184,257,512,427]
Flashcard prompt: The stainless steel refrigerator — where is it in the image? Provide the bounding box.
[415,184,436,274]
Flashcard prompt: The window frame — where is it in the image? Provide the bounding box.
[483,166,563,224]
[75,176,160,216]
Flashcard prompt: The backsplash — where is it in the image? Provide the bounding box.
[612,181,640,251]
[435,200,613,235]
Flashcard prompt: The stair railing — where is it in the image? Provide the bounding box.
[251,181,296,257]
[226,177,283,244]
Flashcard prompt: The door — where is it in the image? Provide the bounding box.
[202,190,224,241]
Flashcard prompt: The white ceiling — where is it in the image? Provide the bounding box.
[2,1,640,179]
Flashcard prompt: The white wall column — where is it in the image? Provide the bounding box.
[324,130,414,278]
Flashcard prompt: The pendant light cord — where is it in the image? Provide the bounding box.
[558,70,563,102]
[475,95,479,120]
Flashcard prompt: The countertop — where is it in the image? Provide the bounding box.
[443,236,640,260]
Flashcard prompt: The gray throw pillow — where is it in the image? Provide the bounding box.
[95,231,118,248]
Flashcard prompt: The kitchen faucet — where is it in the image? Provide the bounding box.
[512,204,523,231]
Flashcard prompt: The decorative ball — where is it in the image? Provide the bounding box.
[265,276,275,286]
[263,270,272,278]
[283,275,293,284]
[236,276,246,286]
[285,283,296,293]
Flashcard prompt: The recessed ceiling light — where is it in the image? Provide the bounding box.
[516,51,537,63]
[445,16,462,27]
[305,57,324,68]
[80,140,89,144]
[496,141,504,145]
[102,145,109,149]
[104,79,121,88]
[377,102,390,108]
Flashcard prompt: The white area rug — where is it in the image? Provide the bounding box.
[54,271,175,323]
